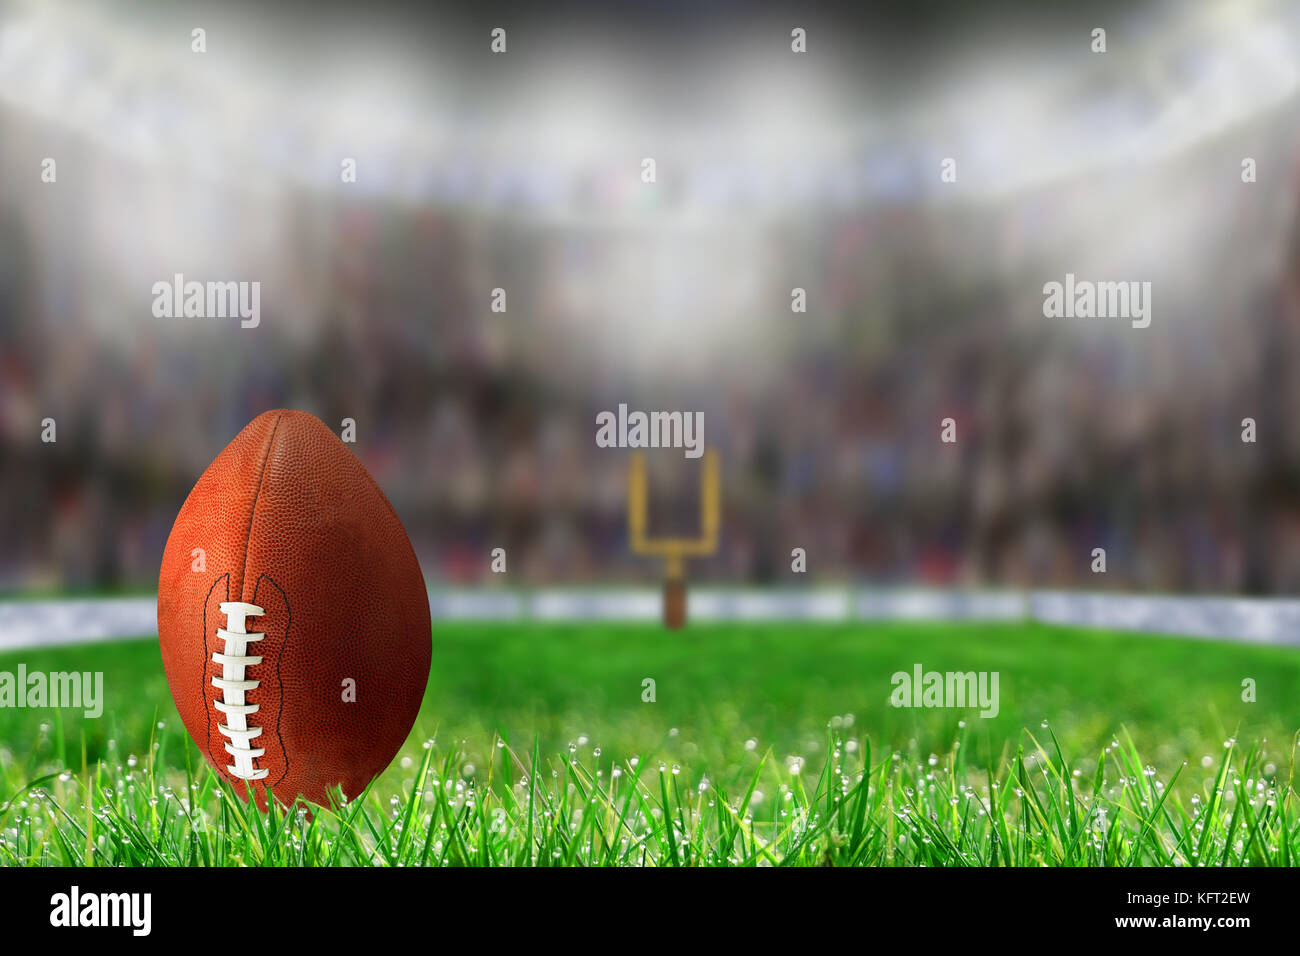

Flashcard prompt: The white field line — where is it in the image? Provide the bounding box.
[0,589,1296,650]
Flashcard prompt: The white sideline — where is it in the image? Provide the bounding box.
[0,589,1297,650]
[0,597,158,651]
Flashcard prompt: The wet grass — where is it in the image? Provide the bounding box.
[0,622,1298,865]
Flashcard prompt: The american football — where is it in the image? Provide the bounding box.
[156,410,431,808]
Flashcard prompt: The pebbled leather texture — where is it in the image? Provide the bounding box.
[157,410,432,809]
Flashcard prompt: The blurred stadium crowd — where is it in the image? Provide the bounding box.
[2,2,1300,595]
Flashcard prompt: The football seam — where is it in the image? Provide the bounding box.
[201,573,230,780]
[251,572,292,789]
[239,410,284,599]
[215,411,283,797]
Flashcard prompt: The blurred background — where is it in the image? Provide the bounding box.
[2,0,1299,596]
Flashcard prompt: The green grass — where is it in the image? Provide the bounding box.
[1,621,1298,865]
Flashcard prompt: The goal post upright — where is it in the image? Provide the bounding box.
[627,448,720,628]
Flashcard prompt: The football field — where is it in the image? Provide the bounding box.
[2,620,1297,866]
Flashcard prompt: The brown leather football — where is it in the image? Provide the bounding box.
[157,410,431,809]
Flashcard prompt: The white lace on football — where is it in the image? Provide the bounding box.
[213,601,268,781]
